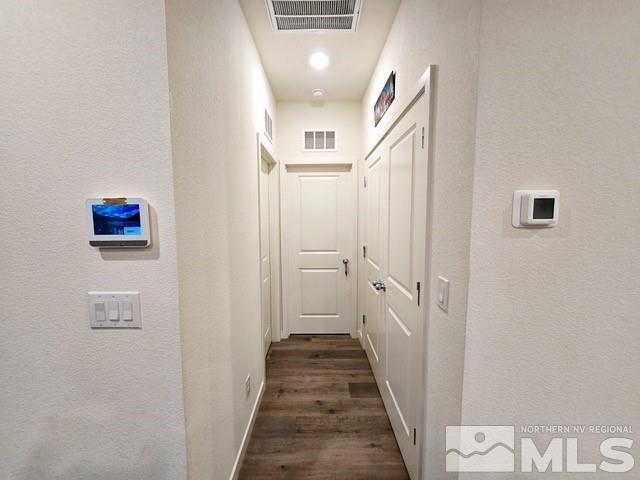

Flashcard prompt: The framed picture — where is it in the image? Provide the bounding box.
[374,71,396,126]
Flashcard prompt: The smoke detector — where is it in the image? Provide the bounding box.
[266,0,363,32]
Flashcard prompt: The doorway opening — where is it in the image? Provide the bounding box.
[250,68,435,479]
[241,2,433,478]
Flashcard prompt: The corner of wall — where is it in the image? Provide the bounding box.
[164,0,277,477]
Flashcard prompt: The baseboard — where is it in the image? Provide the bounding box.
[229,379,265,480]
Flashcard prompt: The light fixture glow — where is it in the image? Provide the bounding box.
[309,52,329,70]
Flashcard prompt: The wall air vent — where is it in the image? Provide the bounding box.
[266,0,362,32]
[264,109,274,141]
[303,130,337,151]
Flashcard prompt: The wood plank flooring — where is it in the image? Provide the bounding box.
[239,335,409,480]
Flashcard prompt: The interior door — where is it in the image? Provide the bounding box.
[363,94,429,479]
[363,152,388,377]
[285,165,356,335]
[259,158,272,356]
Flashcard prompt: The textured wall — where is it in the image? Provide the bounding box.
[462,1,640,478]
[164,0,277,478]
[0,1,187,479]
[362,1,483,478]
[277,101,363,165]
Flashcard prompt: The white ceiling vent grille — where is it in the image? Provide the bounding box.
[303,130,337,151]
[266,0,362,32]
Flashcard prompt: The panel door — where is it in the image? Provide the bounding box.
[285,166,356,334]
[363,153,388,378]
[259,159,272,357]
[364,94,428,479]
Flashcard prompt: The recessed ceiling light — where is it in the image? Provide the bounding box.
[309,52,329,70]
[312,89,325,98]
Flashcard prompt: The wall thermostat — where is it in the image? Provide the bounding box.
[86,197,151,247]
[512,190,559,228]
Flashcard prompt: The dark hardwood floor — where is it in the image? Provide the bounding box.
[239,335,409,480]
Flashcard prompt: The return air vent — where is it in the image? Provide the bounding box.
[264,109,273,141]
[303,130,336,151]
[266,0,362,32]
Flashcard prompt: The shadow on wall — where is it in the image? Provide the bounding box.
[99,205,161,261]
[501,203,571,239]
[19,444,175,479]
[14,400,183,479]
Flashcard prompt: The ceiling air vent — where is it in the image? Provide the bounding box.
[303,130,337,151]
[266,0,363,32]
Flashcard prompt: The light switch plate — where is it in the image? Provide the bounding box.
[437,277,449,312]
[89,292,141,328]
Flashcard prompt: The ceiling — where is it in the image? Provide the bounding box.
[240,0,401,101]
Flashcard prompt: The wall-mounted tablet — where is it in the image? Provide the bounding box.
[86,197,150,247]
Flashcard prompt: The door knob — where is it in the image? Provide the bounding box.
[372,280,387,292]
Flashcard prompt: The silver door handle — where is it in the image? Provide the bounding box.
[372,280,387,291]
[342,258,349,277]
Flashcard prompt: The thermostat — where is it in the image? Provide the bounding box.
[512,190,559,228]
[86,197,150,247]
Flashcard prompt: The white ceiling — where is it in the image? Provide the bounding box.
[240,0,401,101]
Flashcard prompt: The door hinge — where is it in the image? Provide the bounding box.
[363,176,368,188]
[363,245,367,258]
[413,428,417,445]
[416,281,421,306]
[362,314,366,325]
[421,127,425,149]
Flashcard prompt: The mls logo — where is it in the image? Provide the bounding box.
[446,426,515,472]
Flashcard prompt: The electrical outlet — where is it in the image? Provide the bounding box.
[245,375,251,399]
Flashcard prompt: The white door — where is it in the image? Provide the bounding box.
[363,93,429,479]
[285,165,356,335]
[363,151,387,375]
[259,158,272,356]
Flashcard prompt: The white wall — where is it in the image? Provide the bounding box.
[0,1,187,479]
[277,101,362,165]
[164,0,276,478]
[362,1,482,478]
[461,1,640,478]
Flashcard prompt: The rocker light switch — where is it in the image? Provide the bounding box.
[107,301,119,321]
[95,302,106,322]
[121,301,133,321]
[437,277,449,312]
[89,292,141,329]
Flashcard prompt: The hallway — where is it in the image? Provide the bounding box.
[4,1,640,479]
[239,336,409,479]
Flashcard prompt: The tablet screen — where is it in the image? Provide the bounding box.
[92,204,142,235]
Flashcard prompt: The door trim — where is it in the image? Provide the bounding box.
[359,66,437,479]
[256,133,283,346]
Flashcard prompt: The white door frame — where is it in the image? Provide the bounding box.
[280,162,358,338]
[360,66,436,479]
[256,133,283,346]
